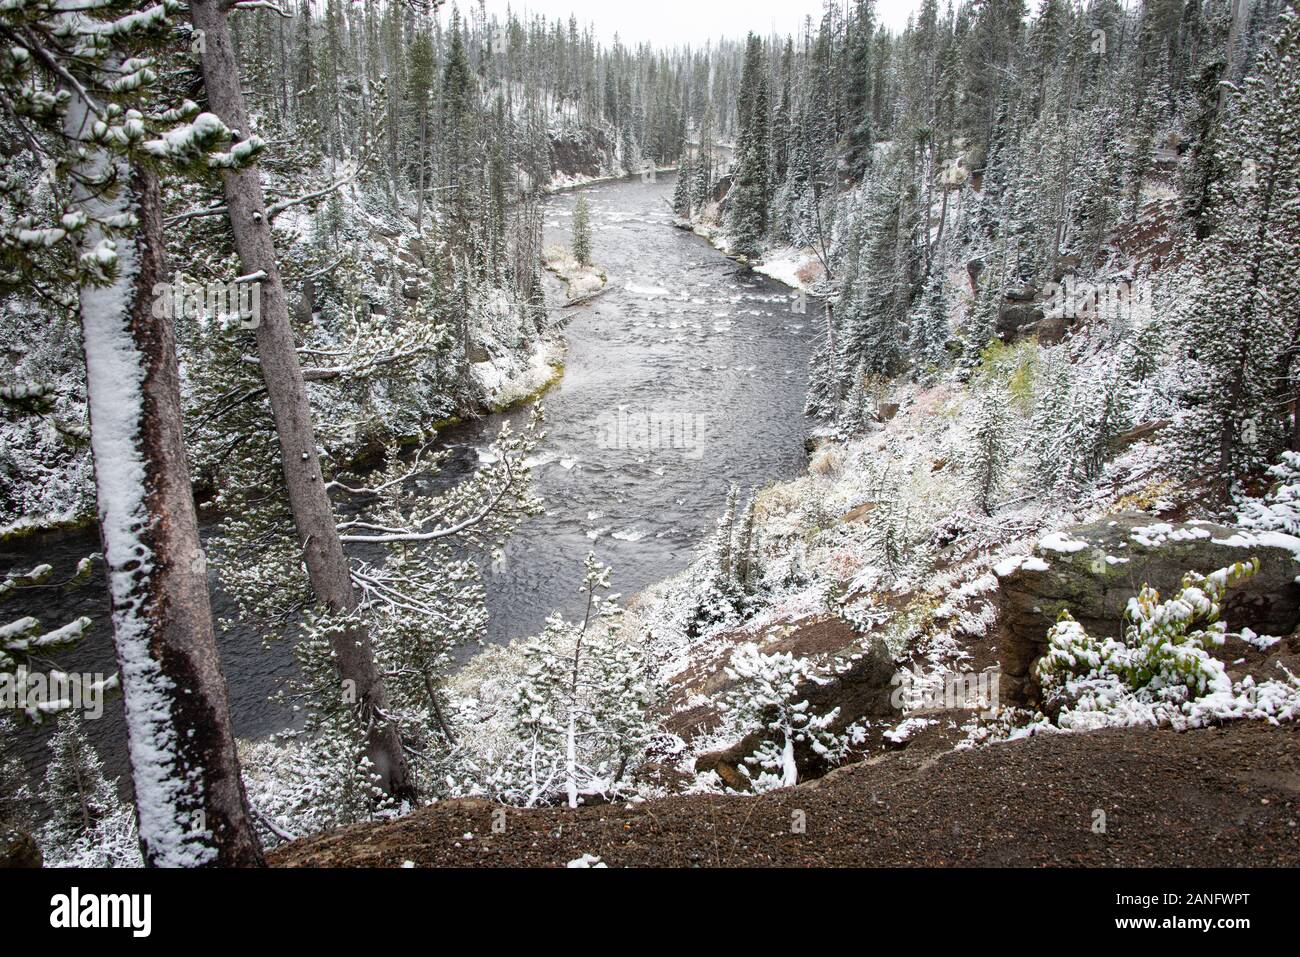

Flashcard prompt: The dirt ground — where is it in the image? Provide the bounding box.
[272,720,1300,868]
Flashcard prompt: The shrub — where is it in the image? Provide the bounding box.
[1038,559,1257,718]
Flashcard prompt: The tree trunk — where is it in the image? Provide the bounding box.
[189,0,414,801]
[416,109,426,231]
[825,301,841,412]
[71,139,264,865]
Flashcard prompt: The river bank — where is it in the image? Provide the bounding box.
[5,170,819,792]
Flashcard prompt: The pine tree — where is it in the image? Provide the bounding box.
[719,644,840,790]
[1122,90,1161,223]
[726,55,772,260]
[1181,58,1228,239]
[571,196,593,266]
[40,714,140,867]
[190,0,419,807]
[1172,9,1300,492]
[838,167,911,378]
[407,29,436,234]
[672,155,693,217]
[843,1,877,178]
[2,0,266,865]
[504,553,654,807]
[910,271,951,380]
[0,717,35,839]
[967,384,1013,514]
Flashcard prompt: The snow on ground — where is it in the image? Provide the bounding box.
[543,244,607,302]
[752,245,825,291]
[472,339,564,412]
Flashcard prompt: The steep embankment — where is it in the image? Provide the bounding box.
[272,720,1300,867]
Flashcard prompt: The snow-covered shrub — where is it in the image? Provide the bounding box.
[239,727,397,848]
[1037,559,1257,727]
[719,644,840,790]
[681,487,768,637]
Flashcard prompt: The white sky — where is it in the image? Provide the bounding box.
[460,1,926,48]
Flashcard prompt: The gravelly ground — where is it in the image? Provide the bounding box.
[272,720,1300,867]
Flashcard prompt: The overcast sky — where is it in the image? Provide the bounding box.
[459,1,926,47]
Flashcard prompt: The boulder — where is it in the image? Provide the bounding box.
[0,828,41,868]
[840,502,878,524]
[1018,315,1068,344]
[995,512,1300,706]
[996,301,1044,339]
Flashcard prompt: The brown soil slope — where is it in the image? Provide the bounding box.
[272,720,1300,868]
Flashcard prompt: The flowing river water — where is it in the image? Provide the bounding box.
[4,172,816,785]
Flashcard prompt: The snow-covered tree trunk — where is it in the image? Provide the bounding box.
[780,719,797,788]
[189,0,414,801]
[69,122,263,865]
[565,706,578,809]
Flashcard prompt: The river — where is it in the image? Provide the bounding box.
[3,171,816,786]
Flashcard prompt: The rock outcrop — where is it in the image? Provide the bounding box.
[549,129,614,179]
[0,827,41,868]
[995,512,1300,706]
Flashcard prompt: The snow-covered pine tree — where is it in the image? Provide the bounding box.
[909,270,951,380]
[503,552,654,807]
[1121,89,1161,224]
[805,328,842,420]
[40,713,140,867]
[572,195,593,267]
[692,149,713,214]
[837,166,911,379]
[839,362,880,437]
[2,0,265,865]
[1180,57,1229,240]
[0,716,35,840]
[1028,346,1076,495]
[238,408,544,822]
[1170,8,1300,493]
[842,0,877,179]
[719,644,840,790]
[684,485,748,636]
[966,382,1014,514]
[960,255,1006,368]
[620,122,639,175]
[726,47,772,260]
[672,153,693,217]
[190,0,417,803]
